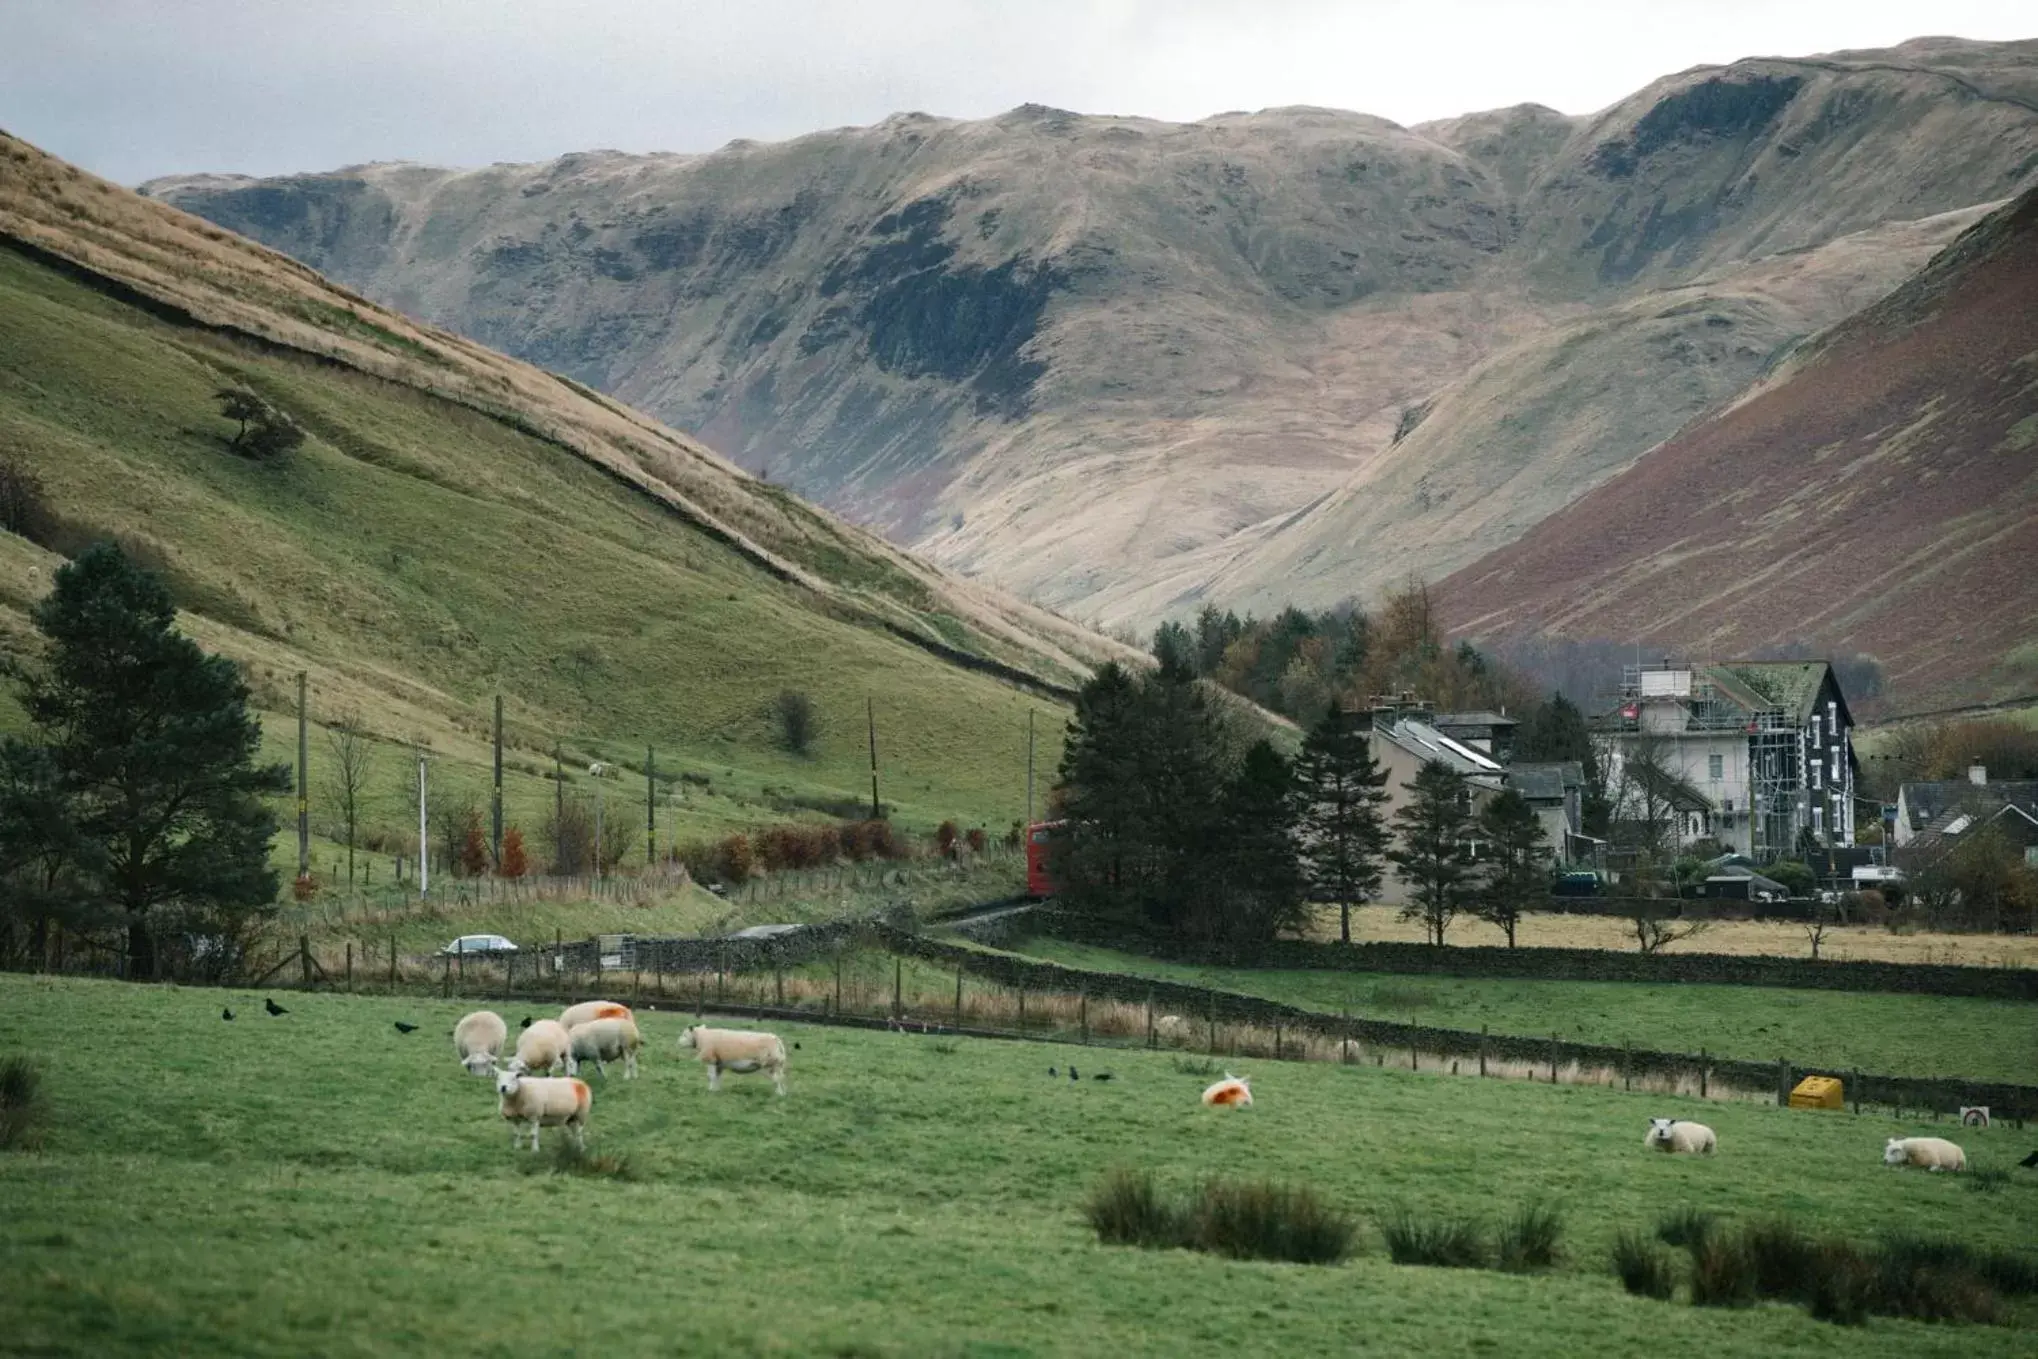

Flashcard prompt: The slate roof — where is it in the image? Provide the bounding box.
[1507,761,1583,801]
[1432,710,1520,731]
[1899,779,2038,832]
[1707,661,1845,726]
[1377,718,1505,784]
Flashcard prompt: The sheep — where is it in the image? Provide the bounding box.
[495,1067,592,1152]
[1884,1136,1966,1172]
[678,1024,787,1095]
[1643,1117,1716,1154]
[559,1000,633,1030]
[1154,1015,1192,1044]
[1201,1074,1252,1108]
[453,1009,508,1076]
[568,1017,642,1080]
[510,1018,576,1076]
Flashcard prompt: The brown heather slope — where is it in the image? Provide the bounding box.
[145,38,2038,625]
[1438,185,2038,710]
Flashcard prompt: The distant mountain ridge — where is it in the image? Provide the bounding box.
[144,36,2038,628]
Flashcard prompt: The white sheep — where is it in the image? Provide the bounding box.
[1643,1117,1716,1154]
[560,1000,632,1030]
[1201,1074,1252,1108]
[453,1009,508,1076]
[511,1018,577,1076]
[569,1017,642,1080]
[678,1024,787,1095]
[1884,1136,1966,1172]
[495,1067,591,1152]
[1154,1015,1192,1044]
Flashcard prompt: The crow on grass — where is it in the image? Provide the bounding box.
[263,998,288,1017]
[394,1021,419,1034]
[221,1007,234,1021]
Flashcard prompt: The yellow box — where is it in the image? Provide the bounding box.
[1789,1075,1844,1110]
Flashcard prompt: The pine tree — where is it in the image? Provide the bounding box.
[1293,703,1390,944]
[1207,739,1306,943]
[1053,662,1151,923]
[1474,788,1547,947]
[1386,760,1475,947]
[1516,691,1609,836]
[19,543,289,978]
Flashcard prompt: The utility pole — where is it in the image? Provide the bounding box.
[1026,708,1035,828]
[645,746,657,869]
[867,696,881,821]
[296,672,309,881]
[417,754,429,900]
[491,694,504,867]
[553,741,564,871]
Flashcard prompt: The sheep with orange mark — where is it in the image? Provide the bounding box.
[453,1009,508,1076]
[510,1018,576,1076]
[679,1024,787,1095]
[1201,1074,1252,1108]
[560,1000,632,1030]
[495,1066,592,1152]
[568,1016,642,1080]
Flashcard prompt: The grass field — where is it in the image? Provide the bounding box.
[1011,940,2038,1085]
[1,975,2032,1357]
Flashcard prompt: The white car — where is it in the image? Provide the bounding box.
[440,933,517,956]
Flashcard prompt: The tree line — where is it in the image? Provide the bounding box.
[1048,657,1550,948]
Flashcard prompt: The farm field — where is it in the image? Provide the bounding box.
[1,975,2033,1356]
[1008,940,2038,1085]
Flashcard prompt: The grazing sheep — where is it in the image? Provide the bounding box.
[1643,1118,1716,1154]
[495,1067,592,1152]
[511,1018,576,1076]
[453,1010,508,1076]
[678,1024,787,1095]
[560,1000,632,1030]
[1884,1136,1966,1172]
[568,1017,642,1080]
[1201,1074,1252,1108]
[1154,1015,1191,1043]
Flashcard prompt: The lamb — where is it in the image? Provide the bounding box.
[678,1024,787,1095]
[560,1000,632,1030]
[495,1066,592,1152]
[452,1009,508,1076]
[1884,1136,1966,1172]
[1201,1074,1252,1108]
[510,1018,576,1076]
[568,1017,642,1080]
[1643,1117,1716,1154]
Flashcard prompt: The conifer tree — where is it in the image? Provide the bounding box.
[1293,702,1389,943]
[1474,788,1547,947]
[1208,739,1306,942]
[1386,759,1475,947]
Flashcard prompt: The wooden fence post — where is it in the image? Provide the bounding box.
[954,971,964,1028]
[1699,1049,1709,1099]
[834,953,843,1015]
[1479,1024,1487,1077]
[299,935,312,989]
[345,942,353,992]
[1079,991,1088,1044]
[442,953,451,997]
[775,966,784,1008]
[1273,1022,1281,1061]
[389,935,398,991]
[1549,1033,1559,1084]
[1851,1068,1861,1115]
[1776,1058,1790,1108]
[1017,986,1025,1031]
[1410,1028,1419,1073]
[1623,1041,1632,1092]
[893,957,902,1019]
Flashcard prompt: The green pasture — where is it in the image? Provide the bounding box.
[1,975,2032,1356]
[1007,941,2038,1085]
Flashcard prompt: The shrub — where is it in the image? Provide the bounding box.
[214,386,304,461]
[1496,1199,1564,1272]
[1169,1055,1215,1076]
[1612,1230,1677,1299]
[1188,1178,1355,1266]
[0,451,52,543]
[718,833,754,885]
[1655,1206,1717,1250]
[774,690,815,755]
[458,823,491,878]
[936,820,960,859]
[1084,1169,1188,1250]
[499,828,529,879]
[1870,1234,2003,1324]
[1380,1208,1488,1269]
[291,872,319,903]
[965,826,988,854]
[1740,1220,1822,1301]
[0,1058,47,1151]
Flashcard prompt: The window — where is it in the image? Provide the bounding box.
[1812,805,1823,834]
[1708,754,1723,781]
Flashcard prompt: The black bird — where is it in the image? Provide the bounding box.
[793,1041,801,1050]
[263,997,288,1017]
[1048,1067,1058,1078]
[1068,1065,1079,1082]
[221,1007,234,1021]
[1092,1073,1114,1082]
[519,1016,534,1029]
[394,1021,419,1034]
[2019,1149,2038,1169]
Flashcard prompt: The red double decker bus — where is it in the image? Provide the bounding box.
[1024,820,1065,898]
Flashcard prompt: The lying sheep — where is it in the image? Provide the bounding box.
[679,1024,787,1095]
[569,1017,642,1080]
[453,1009,508,1076]
[1884,1136,1965,1172]
[1643,1117,1716,1154]
[495,1066,591,1152]
[510,1018,576,1076]
[560,1000,632,1030]
[1154,1015,1191,1044]
[1201,1074,1252,1108]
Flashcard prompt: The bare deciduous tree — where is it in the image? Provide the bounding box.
[323,715,375,888]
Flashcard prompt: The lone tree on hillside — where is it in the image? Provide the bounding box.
[774,690,816,755]
[213,386,305,461]
[322,714,375,887]
[1386,759,1476,947]
[1293,702,1390,944]
[15,542,289,978]
[1474,788,1547,947]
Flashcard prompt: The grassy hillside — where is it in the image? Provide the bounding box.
[0,133,1112,862]
[1,975,2031,1355]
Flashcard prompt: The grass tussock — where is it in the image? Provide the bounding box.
[1380,1208,1489,1269]
[1495,1199,1564,1272]
[1654,1206,1716,1249]
[523,1138,636,1181]
[1966,1165,2010,1194]
[1084,1170,1355,1266]
[1612,1230,1677,1299]
[1169,1056,1216,1077]
[0,1057,46,1151]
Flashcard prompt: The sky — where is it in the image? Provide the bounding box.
[5,0,2033,185]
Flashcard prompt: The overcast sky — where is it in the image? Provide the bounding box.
[6,1,2032,185]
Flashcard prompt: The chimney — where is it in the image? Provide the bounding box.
[1969,764,1988,786]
